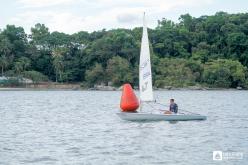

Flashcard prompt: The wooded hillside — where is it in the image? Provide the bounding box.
[0,12,248,88]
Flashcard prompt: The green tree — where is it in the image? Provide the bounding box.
[202,59,247,88]
[0,34,12,58]
[179,14,193,31]
[154,58,198,88]
[31,23,50,47]
[2,25,28,59]
[52,47,67,82]
[23,70,48,84]
[14,57,31,74]
[48,31,71,48]
[106,56,134,86]
[85,63,105,86]
[71,31,90,44]
[0,55,8,76]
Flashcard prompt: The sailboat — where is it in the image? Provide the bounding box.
[117,13,207,121]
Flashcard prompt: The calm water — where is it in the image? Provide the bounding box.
[0,90,247,165]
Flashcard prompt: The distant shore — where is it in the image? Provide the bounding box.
[0,84,245,91]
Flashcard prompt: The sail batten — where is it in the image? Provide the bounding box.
[139,13,153,102]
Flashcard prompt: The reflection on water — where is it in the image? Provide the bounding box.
[0,90,247,165]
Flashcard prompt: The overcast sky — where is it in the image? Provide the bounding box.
[1,0,248,34]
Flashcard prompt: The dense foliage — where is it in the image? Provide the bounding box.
[1,12,248,88]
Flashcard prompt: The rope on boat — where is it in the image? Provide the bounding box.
[145,101,161,114]
[145,102,186,114]
[153,101,201,115]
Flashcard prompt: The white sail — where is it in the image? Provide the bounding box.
[139,13,153,102]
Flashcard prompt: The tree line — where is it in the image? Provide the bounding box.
[0,11,248,88]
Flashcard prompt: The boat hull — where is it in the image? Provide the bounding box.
[116,112,207,121]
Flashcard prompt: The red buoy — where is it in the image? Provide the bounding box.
[120,83,139,112]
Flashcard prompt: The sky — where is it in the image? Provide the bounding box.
[0,0,248,34]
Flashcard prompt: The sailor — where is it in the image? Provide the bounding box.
[164,99,178,114]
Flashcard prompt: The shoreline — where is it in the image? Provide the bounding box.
[0,86,246,91]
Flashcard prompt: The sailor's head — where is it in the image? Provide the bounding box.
[170,99,174,103]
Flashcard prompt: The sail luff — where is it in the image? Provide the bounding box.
[139,13,153,102]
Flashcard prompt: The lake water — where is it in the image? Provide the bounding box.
[0,90,247,165]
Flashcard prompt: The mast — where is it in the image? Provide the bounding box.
[139,12,154,108]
